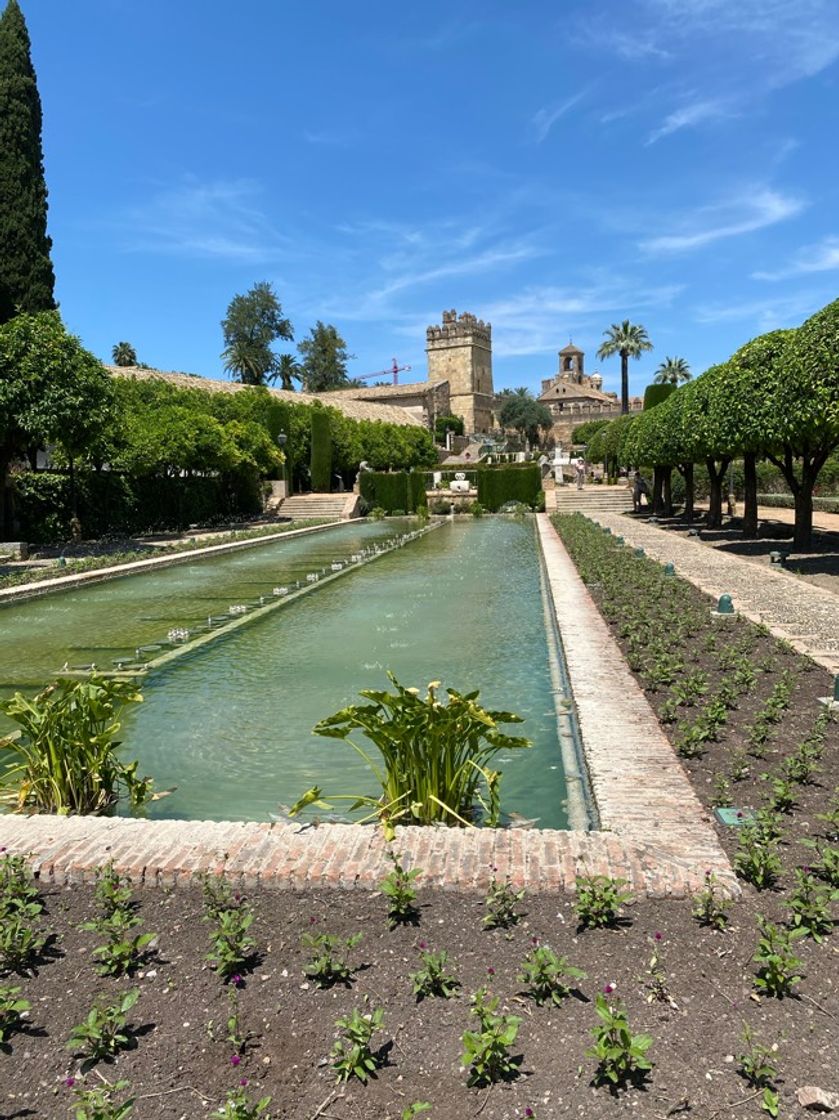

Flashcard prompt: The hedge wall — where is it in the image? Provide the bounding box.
[476,464,541,511]
[13,469,262,544]
[757,493,839,514]
[409,470,427,511]
[310,408,333,492]
[643,383,676,410]
[359,470,428,513]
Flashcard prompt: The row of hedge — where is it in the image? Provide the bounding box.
[359,470,428,514]
[12,469,262,543]
[757,493,839,514]
[476,464,541,512]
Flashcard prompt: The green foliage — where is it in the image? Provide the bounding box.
[210,1086,273,1119]
[643,383,676,410]
[81,908,154,978]
[483,876,526,930]
[360,470,410,513]
[111,341,137,367]
[0,676,151,815]
[734,822,783,890]
[0,0,56,324]
[409,946,460,1000]
[0,984,31,1047]
[298,321,353,392]
[476,464,541,511]
[402,1105,432,1120]
[692,871,730,930]
[517,944,586,1006]
[574,874,631,929]
[70,1078,135,1120]
[0,911,46,974]
[498,389,553,446]
[93,863,133,918]
[786,868,837,942]
[653,357,691,385]
[206,904,257,981]
[309,407,333,491]
[752,917,805,997]
[571,418,609,445]
[738,1022,779,1117]
[434,414,464,441]
[291,673,530,835]
[0,852,42,920]
[331,1007,384,1083]
[67,990,139,1070]
[379,849,421,928]
[587,991,653,1087]
[460,987,522,1087]
[221,281,293,386]
[596,320,653,411]
[301,931,362,988]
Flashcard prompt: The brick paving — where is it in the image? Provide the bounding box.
[0,516,738,900]
[587,512,839,675]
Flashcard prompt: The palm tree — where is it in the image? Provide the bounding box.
[276,353,301,391]
[653,356,691,385]
[596,320,653,413]
[111,341,137,367]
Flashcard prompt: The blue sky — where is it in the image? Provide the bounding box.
[24,0,839,398]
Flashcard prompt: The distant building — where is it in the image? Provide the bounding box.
[425,310,494,434]
[538,343,642,444]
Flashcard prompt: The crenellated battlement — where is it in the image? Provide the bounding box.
[426,308,491,347]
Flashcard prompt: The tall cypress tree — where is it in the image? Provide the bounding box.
[0,0,55,324]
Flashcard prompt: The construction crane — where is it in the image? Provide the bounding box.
[355,358,412,386]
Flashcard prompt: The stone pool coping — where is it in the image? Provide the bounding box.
[0,519,344,606]
[0,515,738,899]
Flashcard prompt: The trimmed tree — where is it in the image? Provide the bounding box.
[310,407,332,491]
[769,302,839,548]
[0,0,56,324]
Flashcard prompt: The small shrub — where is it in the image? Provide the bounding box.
[199,873,242,922]
[207,905,257,981]
[379,849,421,929]
[67,990,139,1070]
[642,932,673,1005]
[470,501,484,518]
[734,825,782,891]
[587,987,653,1087]
[729,751,750,782]
[711,774,733,808]
[210,1086,273,1119]
[738,1025,780,1118]
[331,1007,384,1083]
[460,987,522,1087]
[0,854,42,919]
[409,944,460,1000]
[69,1078,135,1120]
[301,931,362,988]
[370,506,386,521]
[574,874,631,929]
[0,913,47,976]
[753,917,805,998]
[483,876,526,930]
[692,872,730,931]
[787,869,837,941]
[82,910,155,978]
[517,943,586,1006]
[816,787,839,840]
[800,839,839,886]
[0,984,31,1049]
[93,864,134,918]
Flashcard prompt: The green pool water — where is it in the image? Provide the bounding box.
[0,518,573,828]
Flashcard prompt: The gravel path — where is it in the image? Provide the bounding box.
[589,512,839,675]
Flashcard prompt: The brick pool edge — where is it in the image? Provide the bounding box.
[0,515,738,899]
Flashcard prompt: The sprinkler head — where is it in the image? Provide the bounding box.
[716,593,734,614]
[634,547,645,557]
[664,562,676,576]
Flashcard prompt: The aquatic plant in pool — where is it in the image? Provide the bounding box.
[290,672,531,834]
[0,677,155,815]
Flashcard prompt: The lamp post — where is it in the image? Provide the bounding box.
[277,430,288,496]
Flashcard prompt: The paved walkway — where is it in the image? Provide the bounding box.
[589,512,839,674]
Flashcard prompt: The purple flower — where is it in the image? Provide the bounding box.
[604,983,615,994]
[239,1078,249,1087]
[64,1077,76,1088]
[230,1054,241,1067]
[525,1110,535,1119]
[309,915,317,925]
[231,974,243,988]
[418,939,427,950]
[654,931,663,942]
[487,967,495,976]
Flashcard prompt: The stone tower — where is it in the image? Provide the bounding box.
[558,341,584,382]
[426,309,494,434]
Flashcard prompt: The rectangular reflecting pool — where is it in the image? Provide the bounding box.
[0,517,580,828]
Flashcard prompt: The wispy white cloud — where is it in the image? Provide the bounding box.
[117,178,291,262]
[646,97,733,144]
[303,129,356,147]
[532,88,589,142]
[694,291,822,329]
[752,236,839,280]
[640,188,805,253]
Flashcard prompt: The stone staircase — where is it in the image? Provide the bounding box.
[277,493,355,521]
[548,485,633,515]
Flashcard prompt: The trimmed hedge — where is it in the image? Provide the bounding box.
[757,493,839,514]
[310,408,332,491]
[13,469,262,544]
[476,464,541,511]
[643,383,676,410]
[358,470,428,514]
[409,470,427,511]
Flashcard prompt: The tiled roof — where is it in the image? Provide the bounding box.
[323,380,447,400]
[537,381,615,403]
[106,366,425,427]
